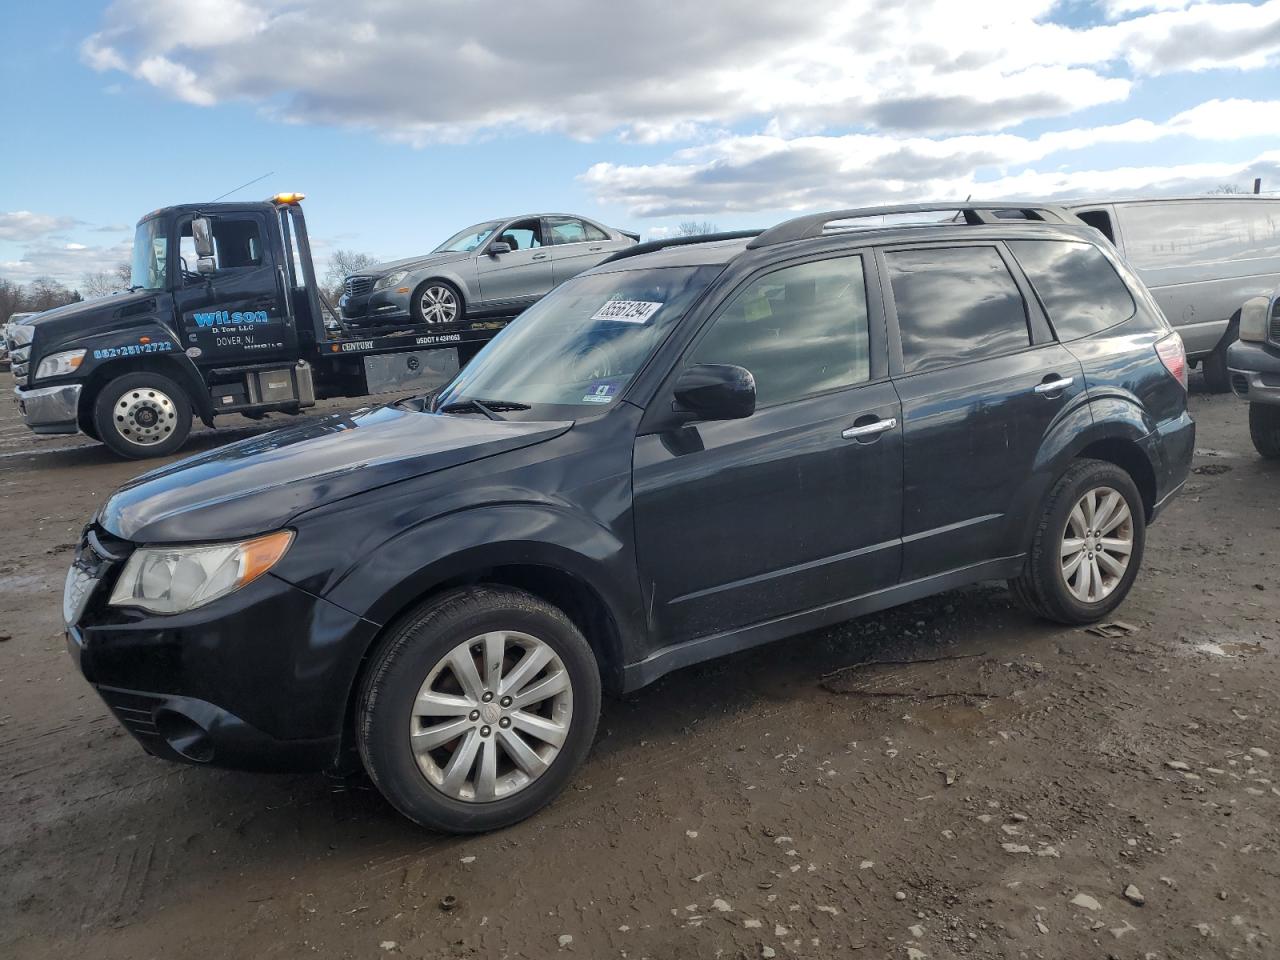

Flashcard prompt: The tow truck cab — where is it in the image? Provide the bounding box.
[9,194,502,458]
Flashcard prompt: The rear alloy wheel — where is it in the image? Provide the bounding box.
[1249,403,1280,459]
[412,282,461,325]
[357,586,601,832]
[93,372,192,459]
[1010,458,1146,624]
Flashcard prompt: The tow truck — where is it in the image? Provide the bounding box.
[8,193,511,458]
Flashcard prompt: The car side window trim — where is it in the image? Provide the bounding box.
[876,240,1053,378]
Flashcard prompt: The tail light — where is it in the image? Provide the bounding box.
[1155,333,1187,390]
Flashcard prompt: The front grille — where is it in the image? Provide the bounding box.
[344,276,375,298]
[1269,299,1280,346]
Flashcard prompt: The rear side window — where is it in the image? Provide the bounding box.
[1008,239,1135,341]
[693,255,871,407]
[885,246,1030,374]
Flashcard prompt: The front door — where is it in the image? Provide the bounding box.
[173,212,294,365]
[879,242,1088,582]
[633,252,903,645]
[475,218,554,310]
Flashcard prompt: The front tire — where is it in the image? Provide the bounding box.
[357,586,601,833]
[1249,403,1280,459]
[1010,459,1146,625]
[410,281,463,325]
[92,372,192,459]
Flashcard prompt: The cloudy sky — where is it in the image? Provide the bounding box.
[2,0,1280,286]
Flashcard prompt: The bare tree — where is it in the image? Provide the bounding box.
[1209,184,1249,195]
[115,261,133,287]
[27,277,79,312]
[0,278,24,324]
[80,270,122,299]
[676,220,719,236]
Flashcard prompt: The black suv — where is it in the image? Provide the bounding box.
[65,203,1194,833]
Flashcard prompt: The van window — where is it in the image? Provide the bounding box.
[1008,240,1135,341]
[885,246,1030,374]
[693,255,871,407]
[1075,209,1115,243]
[1118,200,1280,270]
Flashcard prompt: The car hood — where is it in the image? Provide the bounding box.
[98,406,572,543]
[366,250,472,276]
[23,290,152,329]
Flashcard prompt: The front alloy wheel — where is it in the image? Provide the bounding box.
[414,283,460,324]
[1059,486,1134,603]
[357,586,601,833]
[92,371,193,459]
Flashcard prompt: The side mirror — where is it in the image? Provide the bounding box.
[196,256,217,276]
[192,217,215,258]
[673,363,756,421]
[489,241,511,255]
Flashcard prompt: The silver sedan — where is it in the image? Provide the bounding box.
[339,214,637,327]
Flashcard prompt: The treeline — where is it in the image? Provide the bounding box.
[0,276,83,324]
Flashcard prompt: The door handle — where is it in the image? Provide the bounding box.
[589,245,603,251]
[842,417,897,440]
[1034,376,1075,395]
[532,252,549,260]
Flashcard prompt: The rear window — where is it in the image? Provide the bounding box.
[1008,239,1135,341]
[885,246,1030,374]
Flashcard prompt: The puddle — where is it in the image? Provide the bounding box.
[1191,635,1270,658]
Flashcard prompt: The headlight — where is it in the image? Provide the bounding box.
[108,530,294,615]
[373,270,409,291]
[1239,295,1271,343]
[35,349,86,380]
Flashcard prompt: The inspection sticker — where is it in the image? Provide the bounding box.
[582,382,619,404]
[591,300,663,324]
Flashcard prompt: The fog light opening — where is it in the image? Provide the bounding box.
[154,710,214,763]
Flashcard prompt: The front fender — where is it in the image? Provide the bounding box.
[74,328,214,424]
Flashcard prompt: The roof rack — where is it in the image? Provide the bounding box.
[599,230,763,265]
[746,203,1076,249]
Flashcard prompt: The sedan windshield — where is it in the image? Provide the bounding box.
[129,219,168,290]
[434,221,501,253]
[435,265,721,415]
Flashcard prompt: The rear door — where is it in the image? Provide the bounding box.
[881,242,1087,582]
[632,251,902,644]
[475,218,554,309]
[173,211,295,365]
[546,217,619,287]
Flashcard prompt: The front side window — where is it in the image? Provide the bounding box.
[435,221,501,253]
[547,217,590,245]
[435,265,720,413]
[692,255,871,407]
[129,219,168,290]
[1008,239,1135,341]
[178,217,265,280]
[496,219,543,250]
[886,246,1030,374]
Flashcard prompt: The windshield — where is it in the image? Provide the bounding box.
[435,265,721,415]
[434,220,501,253]
[130,219,168,290]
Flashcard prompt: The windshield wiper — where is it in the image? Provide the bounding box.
[437,397,531,421]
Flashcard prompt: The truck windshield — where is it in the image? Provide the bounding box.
[434,221,501,253]
[435,264,721,415]
[129,220,168,290]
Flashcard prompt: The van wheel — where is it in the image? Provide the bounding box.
[1200,320,1237,393]
[357,586,601,833]
[93,372,193,459]
[1250,403,1280,459]
[1010,459,1146,625]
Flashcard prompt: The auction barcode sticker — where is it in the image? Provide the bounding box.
[591,300,663,324]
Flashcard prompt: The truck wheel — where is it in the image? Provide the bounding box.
[93,372,193,459]
[411,281,463,325]
[1249,403,1280,459]
[357,586,601,833]
[1009,458,1146,625]
[1200,320,1238,393]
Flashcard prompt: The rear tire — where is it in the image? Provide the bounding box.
[93,372,192,459]
[1249,403,1280,459]
[357,586,601,833]
[1010,459,1146,625]
[1200,320,1237,394]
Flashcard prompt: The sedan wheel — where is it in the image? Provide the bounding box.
[1059,486,1134,603]
[410,630,573,802]
[416,284,460,324]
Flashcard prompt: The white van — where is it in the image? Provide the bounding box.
[1066,197,1280,391]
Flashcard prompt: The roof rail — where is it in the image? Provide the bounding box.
[599,230,763,265]
[745,203,1077,249]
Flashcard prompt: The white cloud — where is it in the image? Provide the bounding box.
[80,0,1280,142]
[1,237,133,286]
[0,211,80,242]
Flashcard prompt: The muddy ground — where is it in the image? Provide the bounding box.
[0,371,1277,960]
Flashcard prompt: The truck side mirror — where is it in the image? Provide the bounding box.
[196,256,217,276]
[192,217,215,259]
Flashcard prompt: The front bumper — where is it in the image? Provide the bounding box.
[1226,339,1280,405]
[14,382,81,435]
[340,286,411,325]
[69,554,380,772]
